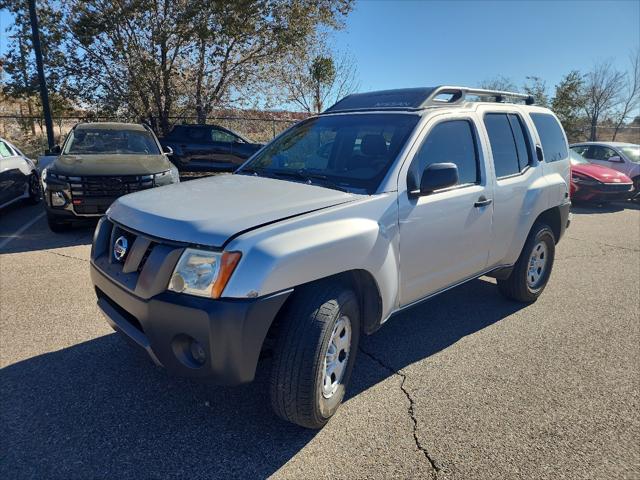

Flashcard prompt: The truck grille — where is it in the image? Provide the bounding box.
[70,175,155,214]
[596,183,633,193]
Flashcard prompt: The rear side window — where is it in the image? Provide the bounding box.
[411,120,479,186]
[211,129,237,143]
[530,113,568,162]
[483,113,532,177]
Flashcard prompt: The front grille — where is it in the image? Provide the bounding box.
[70,175,155,213]
[71,175,154,198]
[597,183,633,193]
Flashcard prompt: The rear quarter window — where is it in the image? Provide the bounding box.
[530,113,568,163]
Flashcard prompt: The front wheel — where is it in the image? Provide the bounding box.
[497,223,555,303]
[25,173,41,204]
[269,282,360,429]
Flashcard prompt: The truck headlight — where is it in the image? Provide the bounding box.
[154,166,180,186]
[168,249,241,299]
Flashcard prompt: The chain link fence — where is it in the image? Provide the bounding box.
[0,113,306,158]
[0,113,638,159]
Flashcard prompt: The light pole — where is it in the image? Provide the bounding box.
[27,0,55,151]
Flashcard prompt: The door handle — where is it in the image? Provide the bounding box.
[474,196,493,208]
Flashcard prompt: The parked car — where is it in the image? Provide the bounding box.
[0,137,40,210]
[159,124,263,172]
[569,150,634,203]
[570,142,639,195]
[42,122,179,232]
[90,86,571,428]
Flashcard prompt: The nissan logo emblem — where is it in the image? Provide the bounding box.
[113,236,129,262]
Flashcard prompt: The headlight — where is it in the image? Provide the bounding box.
[168,248,241,298]
[41,167,48,187]
[572,174,599,185]
[154,165,180,186]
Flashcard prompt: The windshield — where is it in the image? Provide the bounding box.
[619,145,639,163]
[237,113,420,193]
[63,128,160,155]
[569,149,590,165]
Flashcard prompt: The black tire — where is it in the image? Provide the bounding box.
[269,281,360,429]
[497,223,555,303]
[25,173,41,204]
[47,214,72,233]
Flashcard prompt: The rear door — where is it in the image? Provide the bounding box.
[398,113,493,305]
[480,109,541,267]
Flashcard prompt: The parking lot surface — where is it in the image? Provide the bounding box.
[1,201,639,479]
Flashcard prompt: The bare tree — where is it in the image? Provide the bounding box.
[611,50,640,141]
[278,39,359,113]
[583,59,625,141]
[479,75,517,92]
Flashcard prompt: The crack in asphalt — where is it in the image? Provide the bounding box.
[565,235,640,253]
[359,346,441,476]
[44,249,89,262]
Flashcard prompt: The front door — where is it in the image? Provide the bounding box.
[398,115,493,306]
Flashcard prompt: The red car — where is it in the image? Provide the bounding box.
[570,150,634,203]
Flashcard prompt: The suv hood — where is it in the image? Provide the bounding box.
[51,154,172,176]
[107,174,359,247]
[571,163,632,183]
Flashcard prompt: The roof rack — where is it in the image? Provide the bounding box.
[424,85,535,107]
[322,85,535,114]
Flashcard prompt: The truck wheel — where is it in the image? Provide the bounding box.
[269,282,360,429]
[47,214,72,233]
[497,223,555,303]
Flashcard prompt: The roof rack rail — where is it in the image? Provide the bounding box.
[423,86,535,106]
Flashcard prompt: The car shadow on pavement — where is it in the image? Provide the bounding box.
[0,214,95,254]
[0,278,524,479]
[571,200,639,215]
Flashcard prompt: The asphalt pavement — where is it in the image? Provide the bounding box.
[0,200,638,479]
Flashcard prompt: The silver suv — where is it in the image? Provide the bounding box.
[90,86,571,428]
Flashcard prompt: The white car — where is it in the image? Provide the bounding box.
[90,86,571,428]
[570,142,640,194]
[0,137,40,210]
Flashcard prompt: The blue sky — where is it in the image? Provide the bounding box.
[333,0,640,92]
[1,0,639,96]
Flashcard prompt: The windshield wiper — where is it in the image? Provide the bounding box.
[268,169,349,192]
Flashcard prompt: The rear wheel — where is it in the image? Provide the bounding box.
[47,213,72,233]
[269,281,360,429]
[498,223,555,303]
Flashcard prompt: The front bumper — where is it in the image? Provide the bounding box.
[572,183,634,202]
[91,263,291,384]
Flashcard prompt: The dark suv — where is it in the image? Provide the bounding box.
[43,122,179,232]
[159,124,263,172]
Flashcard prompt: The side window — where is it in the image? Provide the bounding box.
[411,120,479,187]
[0,141,13,158]
[186,127,209,142]
[483,113,520,177]
[508,114,532,171]
[589,146,618,161]
[571,145,589,157]
[530,113,568,162]
[211,129,237,143]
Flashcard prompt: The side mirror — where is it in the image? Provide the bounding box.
[46,145,61,155]
[608,155,622,163]
[410,162,459,197]
[162,145,174,155]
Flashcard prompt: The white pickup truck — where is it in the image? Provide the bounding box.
[90,86,571,428]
